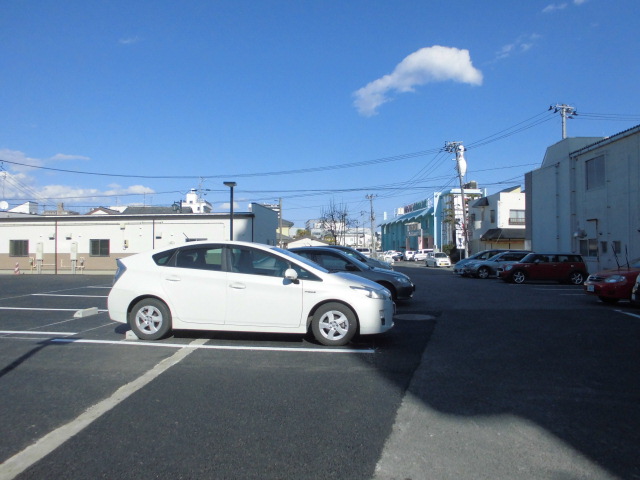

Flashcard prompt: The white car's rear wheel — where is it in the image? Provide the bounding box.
[129,298,172,340]
[312,303,357,346]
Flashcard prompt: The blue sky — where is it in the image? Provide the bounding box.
[1,0,639,229]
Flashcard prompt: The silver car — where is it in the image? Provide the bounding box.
[463,251,530,279]
[290,246,415,301]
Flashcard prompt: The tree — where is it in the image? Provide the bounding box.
[294,229,311,239]
[319,199,354,245]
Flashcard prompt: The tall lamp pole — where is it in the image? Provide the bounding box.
[224,181,237,240]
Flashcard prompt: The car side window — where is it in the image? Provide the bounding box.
[318,252,351,271]
[175,247,223,270]
[153,248,177,266]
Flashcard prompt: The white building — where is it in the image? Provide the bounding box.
[525,125,640,273]
[468,186,527,252]
[0,200,277,274]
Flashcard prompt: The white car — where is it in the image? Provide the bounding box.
[108,241,395,346]
[413,249,434,262]
[405,251,416,261]
[425,252,451,267]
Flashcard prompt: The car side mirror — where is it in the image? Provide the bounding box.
[284,268,298,281]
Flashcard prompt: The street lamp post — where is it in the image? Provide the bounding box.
[223,181,237,240]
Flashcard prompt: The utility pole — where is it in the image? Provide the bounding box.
[278,197,283,247]
[549,104,577,139]
[444,141,469,259]
[366,194,376,257]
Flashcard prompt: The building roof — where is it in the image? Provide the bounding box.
[480,228,526,241]
[122,206,193,214]
[380,206,433,226]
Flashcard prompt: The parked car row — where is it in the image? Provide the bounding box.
[455,249,640,305]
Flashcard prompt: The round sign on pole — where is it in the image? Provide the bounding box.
[0,201,9,210]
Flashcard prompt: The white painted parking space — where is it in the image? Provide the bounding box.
[51,337,376,353]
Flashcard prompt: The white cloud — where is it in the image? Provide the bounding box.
[119,36,141,45]
[543,0,586,13]
[49,153,91,162]
[0,149,155,206]
[542,3,568,13]
[495,34,541,60]
[352,46,483,117]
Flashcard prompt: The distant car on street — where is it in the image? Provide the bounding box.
[413,249,434,262]
[425,252,451,268]
[584,257,640,304]
[290,246,415,301]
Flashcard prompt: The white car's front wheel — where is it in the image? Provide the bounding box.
[312,303,357,346]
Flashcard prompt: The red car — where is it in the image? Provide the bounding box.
[584,257,640,304]
[498,253,587,285]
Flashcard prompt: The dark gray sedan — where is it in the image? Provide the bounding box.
[289,246,415,301]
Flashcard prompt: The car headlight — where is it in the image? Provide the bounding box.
[351,285,388,299]
[604,275,626,283]
[504,265,513,271]
[395,276,411,285]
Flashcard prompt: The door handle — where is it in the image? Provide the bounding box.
[165,276,181,282]
[229,282,246,289]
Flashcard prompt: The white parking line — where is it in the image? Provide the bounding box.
[0,307,83,312]
[616,310,640,319]
[51,337,376,354]
[31,294,108,298]
[0,338,208,480]
[0,330,78,336]
[0,307,107,312]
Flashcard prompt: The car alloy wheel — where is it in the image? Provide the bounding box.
[569,272,585,285]
[312,302,357,346]
[129,298,172,340]
[477,267,490,279]
[512,270,526,284]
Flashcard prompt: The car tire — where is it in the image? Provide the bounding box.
[598,296,619,304]
[129,298,172,340]
[311,302,358,346]
[569,271,585,285]
[512,270,526,284]
[477,267,490,279]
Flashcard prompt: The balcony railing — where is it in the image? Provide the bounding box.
[509,218,526,225]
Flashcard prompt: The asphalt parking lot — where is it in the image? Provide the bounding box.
[1,266,639,480]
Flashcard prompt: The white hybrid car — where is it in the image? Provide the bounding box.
[108,241,395,346]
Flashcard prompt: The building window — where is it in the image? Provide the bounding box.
[490,210,496,223]
[579,239,598,257]
[10,240,29,257]
[90,239,110,257]
[508,210,525,225]
[586,155,605,190]
[612,241,622,254]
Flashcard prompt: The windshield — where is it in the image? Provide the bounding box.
[629,257,640,269]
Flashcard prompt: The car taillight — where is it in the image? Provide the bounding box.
[113,259,127,285]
